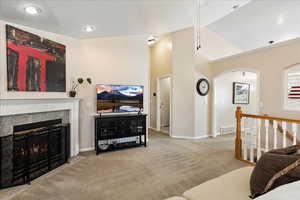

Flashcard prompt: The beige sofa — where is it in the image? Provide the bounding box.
[165,167,254,200]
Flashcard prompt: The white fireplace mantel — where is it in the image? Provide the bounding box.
[0,98,80,157]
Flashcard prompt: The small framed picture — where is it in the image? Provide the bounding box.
[233,82,250,104]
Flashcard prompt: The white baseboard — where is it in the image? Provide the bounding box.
[171,135,210,140]
[161,130,169,135]
[80,147,94,152]
[149,127,160,132]
[214,132,221,137]
[213,132,235,137]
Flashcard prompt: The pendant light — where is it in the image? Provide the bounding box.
[195,0,201,51]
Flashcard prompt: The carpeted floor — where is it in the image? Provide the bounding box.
[0,131,246,200]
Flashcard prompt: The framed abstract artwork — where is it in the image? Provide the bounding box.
[233,82,250,104]
[6,25,66,92]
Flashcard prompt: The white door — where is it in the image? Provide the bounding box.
[160,77,171,127]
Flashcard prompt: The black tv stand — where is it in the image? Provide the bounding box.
[94,113,147,155]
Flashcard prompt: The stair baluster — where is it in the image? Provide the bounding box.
[242,118,247,161]
[282,122,287,148]
[265,120,269,152]
[273,120,278,149]
[292,123,297,145]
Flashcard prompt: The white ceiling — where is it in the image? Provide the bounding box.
[0,0,250,39]
[209,0,300,51]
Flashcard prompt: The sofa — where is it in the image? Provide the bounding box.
[165,167,254,200]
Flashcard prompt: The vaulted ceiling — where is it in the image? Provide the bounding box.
[2,0,297,52]
[209,0,300,51]
[0,0,250,39]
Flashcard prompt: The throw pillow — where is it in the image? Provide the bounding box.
[249,145,300,198]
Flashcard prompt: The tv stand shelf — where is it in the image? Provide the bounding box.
[94,114,147,154]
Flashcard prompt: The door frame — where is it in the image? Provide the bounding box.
[156,75,172,136]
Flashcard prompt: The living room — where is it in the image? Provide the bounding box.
[1,0,300,200]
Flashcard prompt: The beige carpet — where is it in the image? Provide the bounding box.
[1,131,246,200]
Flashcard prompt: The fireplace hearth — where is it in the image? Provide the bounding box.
[0,119,70,189]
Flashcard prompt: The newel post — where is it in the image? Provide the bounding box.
[235,106,242,159]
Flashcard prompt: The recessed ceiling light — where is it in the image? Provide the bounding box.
[232,4,240,9]
[83,25,96,32]
[24,6,42,15]
[148,36,157,46]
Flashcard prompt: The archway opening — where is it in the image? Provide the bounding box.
[213,70,260,136]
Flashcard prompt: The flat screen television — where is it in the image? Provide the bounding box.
[96,84,144,113]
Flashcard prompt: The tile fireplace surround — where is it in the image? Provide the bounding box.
[0,98,80,157]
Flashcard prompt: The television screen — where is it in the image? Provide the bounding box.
[96,84,144,113]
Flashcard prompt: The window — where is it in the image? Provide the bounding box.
[284,64,300,110]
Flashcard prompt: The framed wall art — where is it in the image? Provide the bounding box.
[6,25,66,92]
[233,82,250,104]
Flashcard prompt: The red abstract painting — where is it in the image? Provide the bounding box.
[6,25,66,92]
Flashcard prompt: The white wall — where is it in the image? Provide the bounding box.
[75,36,150,150]
[197,27,242,61]
[171,28,214,139]
[0,20,81,99]
[171,28,196,138]
[149,34,172,129]
[0,20,150,151]
[150,27,240,139]
[214,71,258,135]
[194,72,209,138]
[211,37,300,120]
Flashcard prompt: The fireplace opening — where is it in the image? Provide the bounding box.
[0,119,70,189]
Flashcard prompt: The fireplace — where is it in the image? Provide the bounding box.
[0,119,70,189]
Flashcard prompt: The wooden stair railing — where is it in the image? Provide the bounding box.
[235,107,242,160]
[235,107,300,165]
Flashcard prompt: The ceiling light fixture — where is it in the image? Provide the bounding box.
[83,25,96,32]
[195,0,202,51]
[148,36,157,46]
[232,4,240,9]
[24,6,42,15]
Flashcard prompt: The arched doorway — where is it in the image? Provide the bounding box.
[212,69,261,136]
